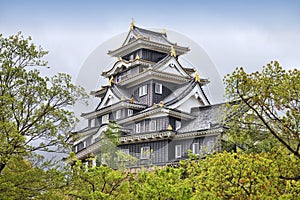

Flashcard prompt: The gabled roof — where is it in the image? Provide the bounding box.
[153,55,191,78]
[178,103,225,133]
[108,25,189,58]
[163,80,210,106]
[122,26,174,47]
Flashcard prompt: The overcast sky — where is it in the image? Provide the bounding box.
[1,0,300,84]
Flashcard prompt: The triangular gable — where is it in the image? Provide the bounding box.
[122,30,138,46]
[96,88,120,110]
[168,83,210,112]
[155,56,191,78]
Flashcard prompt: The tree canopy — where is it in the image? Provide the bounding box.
[223,61,300,158]
[0,32,87,173]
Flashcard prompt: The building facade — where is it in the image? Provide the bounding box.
[73,22,224,168]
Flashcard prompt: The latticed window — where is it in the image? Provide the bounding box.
[141,146,150,159]
[155,83,162,94]
[139,85,147,96]
[192,143,200,155]
[149,120,156,131]
[175,145,182,158]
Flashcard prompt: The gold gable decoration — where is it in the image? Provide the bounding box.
[170,46,176,57]
[159,101,164,107]
[153,103,157,108]
[135,54,140,60]
[130,18,135,30]
[167,124,173,130]
[194,71,200,83]
[130,97,135,103]
[108,76,114,86]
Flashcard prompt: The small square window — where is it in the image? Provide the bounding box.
[102,114,109,124]
[175,145,182,158]
[192,143,200,155]
[139,85,148,97]
[136,123,141,133]
[116,110,121,119]
[141,146,150,159]
[149,120,156,131]
[155,83,162,94]
[118,149,130,161]
[128,109,133,116]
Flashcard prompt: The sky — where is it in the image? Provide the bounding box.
[1,0,300,92]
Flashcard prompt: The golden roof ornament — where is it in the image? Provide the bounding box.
[121,96,125,101]
[167,124,173,130]
[130,18,135,30]
[135,54,140,60]
[118,57,122,61]
[162,28,167,35]
[170,46,176,57]
[195,71,201,83]
[153,103,157,108]
[130,97,135,103]
[108,76,114,86]
[159,101,164,107]
[148,65,152,70]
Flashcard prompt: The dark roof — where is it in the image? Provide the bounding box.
[163,80,196,104]
[131,26,174,46]
[178,103,225,133]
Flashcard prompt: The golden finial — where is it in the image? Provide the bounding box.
[170,46,176,57]
[153,103,157,108]
[118,57,122,61]
[167,124,173,130]
[135,54,140,60]
[162,28,167,35]
[108,76,114,86]
[121,96,125,101]
[130,97,135,103]
[159,101,164,107]
[130,18,135,30]
[195,71,200,83]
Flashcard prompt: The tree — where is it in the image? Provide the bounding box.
[0,32,87,173]
[223,61,300,158]
[96,121,136,169]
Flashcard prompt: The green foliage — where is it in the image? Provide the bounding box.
[223,61,300,158]
[0,32,88,173]
[96,122,137,169]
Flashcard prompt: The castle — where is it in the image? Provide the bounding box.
[73,21,224,168]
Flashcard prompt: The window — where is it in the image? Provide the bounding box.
[192,143,200,155]
[141,146,150,159]
[155,83,162,94]
[139,85,148,96]
[89,119,95,127]
[175,120,181,131]
[118,149,130,161]
[149,120,156,131]
[102,114,109,124]
[116,110,121,119]
[175,145,182,158]
[128,109,133,116]
[136,123,141,133]
[207,141,214,154]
